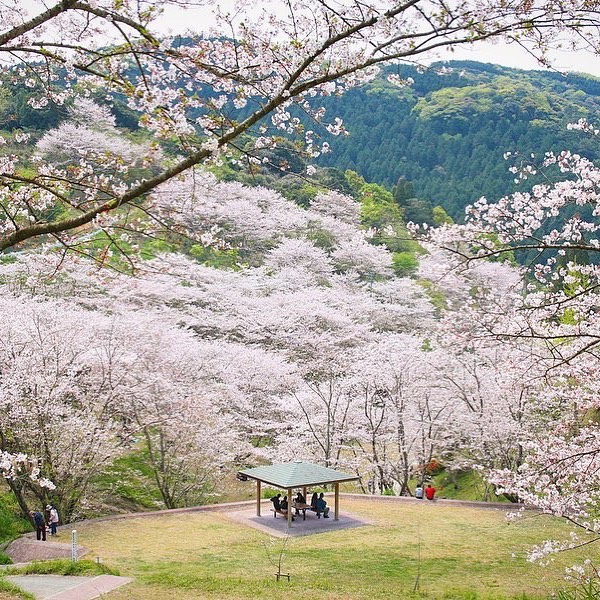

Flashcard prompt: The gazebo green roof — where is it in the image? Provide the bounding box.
[238,461,359,489]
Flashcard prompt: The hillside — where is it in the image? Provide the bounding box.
[3,59,599,223]
[317,61,600,219]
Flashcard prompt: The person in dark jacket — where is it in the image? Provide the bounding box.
[317,492,330,518]
[310,492,318,509]
[30,510,47,541]
[270,493,282,511]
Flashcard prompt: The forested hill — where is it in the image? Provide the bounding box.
[317,61,600,220]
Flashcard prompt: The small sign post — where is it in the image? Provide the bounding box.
[71,529,78,563]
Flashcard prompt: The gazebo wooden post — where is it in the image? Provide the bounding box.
[302,486,307,502]
[334,483,340,521]
[287,487,293,527]
[256,480,261,516]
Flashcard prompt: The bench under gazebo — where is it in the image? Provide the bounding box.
[237,461,360,527]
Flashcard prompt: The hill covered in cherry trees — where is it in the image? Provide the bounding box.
[0,150,544,522]
[2,0,600,583]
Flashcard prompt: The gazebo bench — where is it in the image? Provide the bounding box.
[271,508,294,520]
[294,504,323,519]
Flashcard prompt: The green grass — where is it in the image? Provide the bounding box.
[3,559,119,577]
[66,497,599,599]
[431,470,510,502]
[0,490,32,545]
[92,446,165,512]
[0,579,35,600]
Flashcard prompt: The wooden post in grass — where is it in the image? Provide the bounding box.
[334,483,340,521]
[256,480,261,516]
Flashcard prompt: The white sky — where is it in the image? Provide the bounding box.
[14,1,600,78]
[157,1,600,78]
[436,40,600,78]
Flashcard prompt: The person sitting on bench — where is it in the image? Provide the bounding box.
[271,493,294,519]
[317,493,330,518]
[270,493,282,512]
[310,492,318,510]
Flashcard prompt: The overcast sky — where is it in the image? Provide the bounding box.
[436,40,600,78]
[158,3,600,79]
[15,1,599,78]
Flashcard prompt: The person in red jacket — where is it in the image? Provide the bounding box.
[425,484,436,500]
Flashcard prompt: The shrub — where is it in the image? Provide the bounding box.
[0,578,36,599]
[425,459,444,475]
[555,580,600,600]
[5,559,118,577]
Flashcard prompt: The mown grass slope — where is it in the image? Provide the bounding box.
[65,497,597,600]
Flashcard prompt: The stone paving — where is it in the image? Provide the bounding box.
[5,574,132,599]
[3,536,131,599]
[4,537,89,564]
[222,504,372,538]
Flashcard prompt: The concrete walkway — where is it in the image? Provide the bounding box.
[5,574,132,599]
[4,538,89,563]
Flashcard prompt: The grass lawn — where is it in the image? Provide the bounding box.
[56,498,599,600]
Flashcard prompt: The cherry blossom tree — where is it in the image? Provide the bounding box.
[0,256,290,515]
[416,256,544,480]
[0,296,126,520]
[0,451,55,490]
[417,125,600,563]
[346,334,453,495]
[1,0,600,255]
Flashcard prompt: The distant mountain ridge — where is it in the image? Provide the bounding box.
[316,60,600,219]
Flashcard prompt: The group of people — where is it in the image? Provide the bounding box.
[414,484,436,500]
[270,493,292,516]
[309,492,330,517]
[270,490,330,518]
[30,504,60,541]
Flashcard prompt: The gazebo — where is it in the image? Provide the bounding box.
[237,461,360,528]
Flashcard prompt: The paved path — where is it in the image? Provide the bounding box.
[4,538,89,563]
[5,574,132,599]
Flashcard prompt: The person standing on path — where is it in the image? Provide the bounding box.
[31,510,47,541]
[47,504,59,536]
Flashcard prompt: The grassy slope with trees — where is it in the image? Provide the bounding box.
[2,60,597,525]
[18,498,598,599]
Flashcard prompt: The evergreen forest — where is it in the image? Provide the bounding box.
[315,61,600,219]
